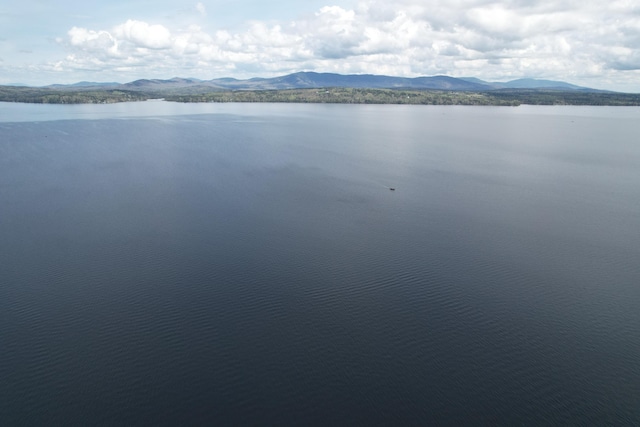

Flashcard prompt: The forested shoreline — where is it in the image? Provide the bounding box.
[2,85,640,106]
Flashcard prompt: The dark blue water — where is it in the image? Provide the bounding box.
[1,103,639,425]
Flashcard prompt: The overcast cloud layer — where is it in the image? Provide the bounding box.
[2,0,640,91]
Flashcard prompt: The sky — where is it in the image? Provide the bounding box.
[1,0,640,91]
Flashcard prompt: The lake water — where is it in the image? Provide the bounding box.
[1,101,639,425]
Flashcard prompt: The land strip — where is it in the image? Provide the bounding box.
[2,86,640,106]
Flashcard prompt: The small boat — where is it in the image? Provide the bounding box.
[389,187,396,191]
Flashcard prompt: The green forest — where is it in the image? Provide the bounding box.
[2,85,640,106]
[0,87,150,104]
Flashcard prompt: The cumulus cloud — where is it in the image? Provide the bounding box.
[68,27,118,53]
[52,0,640,90]
[113,20,172,49]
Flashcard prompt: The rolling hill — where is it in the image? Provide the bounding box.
[40,72,601,92]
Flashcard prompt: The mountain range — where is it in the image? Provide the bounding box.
[43,72,603,93]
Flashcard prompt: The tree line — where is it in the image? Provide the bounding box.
[0,87,150,104]
[2,85,640,106]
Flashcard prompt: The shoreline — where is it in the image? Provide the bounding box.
[2,86,640,106]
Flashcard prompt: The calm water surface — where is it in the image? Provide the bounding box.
[1,102,639,425]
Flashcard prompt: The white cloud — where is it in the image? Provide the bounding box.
[196,2,207,17]
[68,27,118,54]
[113,20,172,50]
[38,0,639,90]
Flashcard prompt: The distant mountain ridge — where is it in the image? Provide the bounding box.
[459,77,588,90]
[40,72,604,92]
